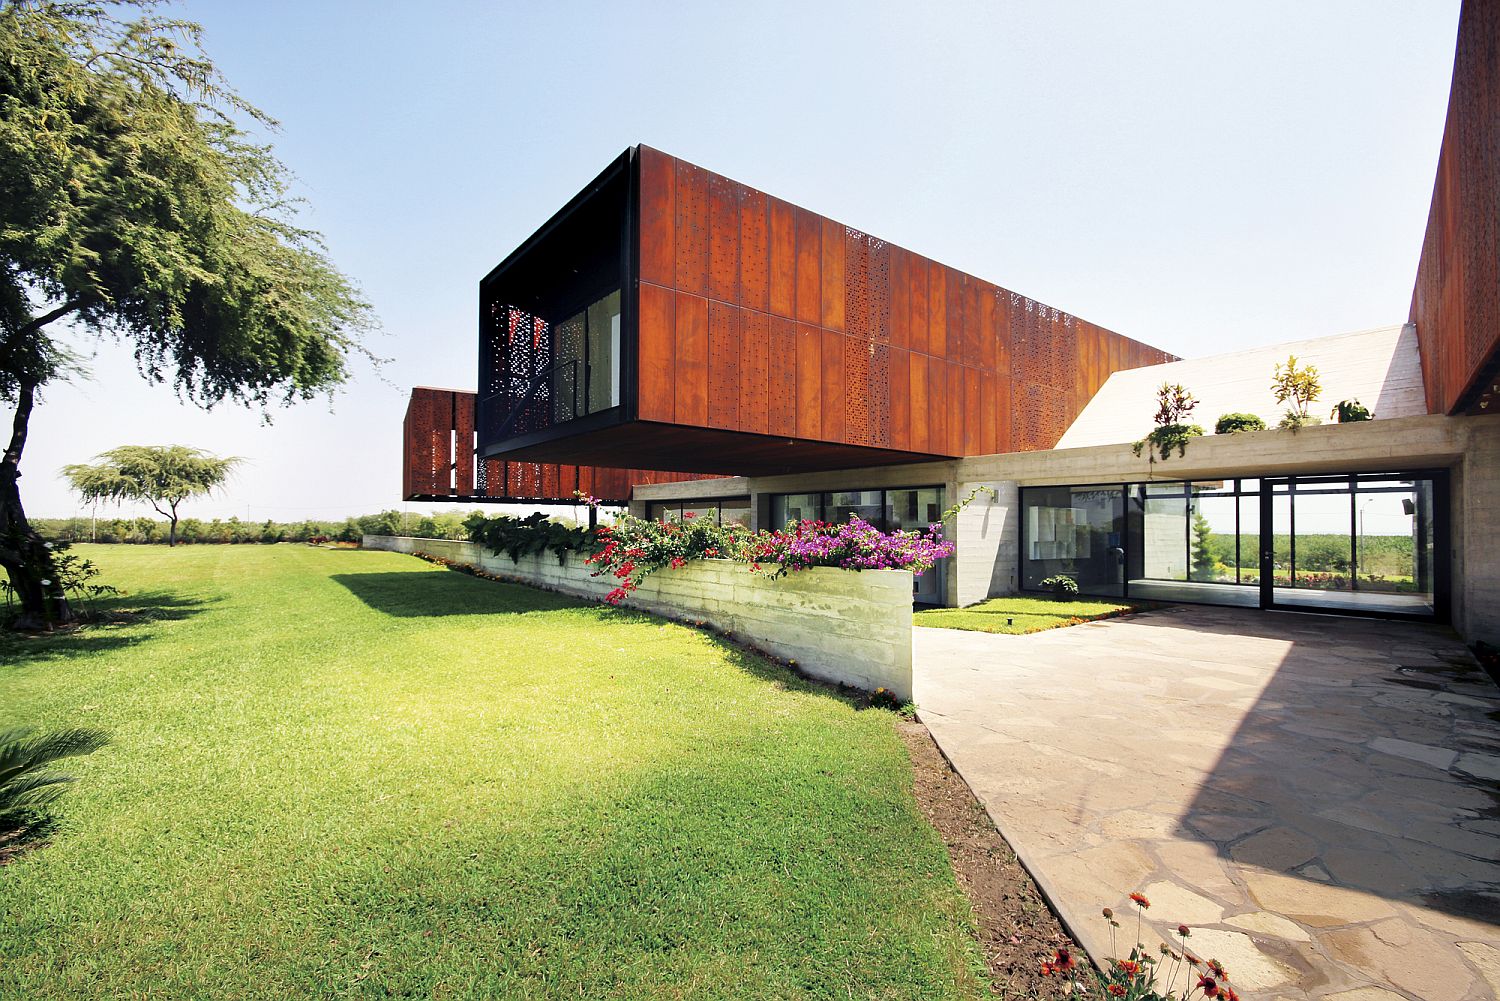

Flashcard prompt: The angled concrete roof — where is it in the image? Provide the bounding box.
[1057,324,1428,449]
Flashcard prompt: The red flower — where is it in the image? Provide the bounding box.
[669,557,686,569]
[683,511,696,519]
[705,548,719,556]
[1115,959,1139,976]
[1178,924,1191,938]
[1107,986,1126,997]
[604,587,628,604]
[1207,959,1227,979]
[1221,989,1241,1001]
[1051,949,1075,972]
[1198,976,1219,998]
[1129,892,1151,909]
[1039,962,1055,977]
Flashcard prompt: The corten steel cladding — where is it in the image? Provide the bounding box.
[633,145,1176,458]
[1409,0,1500,416]
[401,387,714,503]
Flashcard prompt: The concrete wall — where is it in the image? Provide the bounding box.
[361,535,916,700]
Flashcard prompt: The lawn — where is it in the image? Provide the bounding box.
[914,595,1151,635]
[0,545,988,999]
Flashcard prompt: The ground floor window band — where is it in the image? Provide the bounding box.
[1019,472,1445,619]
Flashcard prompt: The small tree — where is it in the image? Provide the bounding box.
[1132,383,1204,461]
[63,446,240,547]
[1272,355,1322,427]
[1190,512,1216,582]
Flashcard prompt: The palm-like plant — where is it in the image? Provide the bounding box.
[0,726,110,832]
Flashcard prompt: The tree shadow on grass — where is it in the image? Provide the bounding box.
[331,571,587,618]
[0,591,214,667]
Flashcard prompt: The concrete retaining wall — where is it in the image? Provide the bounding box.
[361,535,916,700]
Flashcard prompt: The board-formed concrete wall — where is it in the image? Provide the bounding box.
[361,535,916,700]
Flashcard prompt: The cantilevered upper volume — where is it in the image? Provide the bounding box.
[477,144,1175,475]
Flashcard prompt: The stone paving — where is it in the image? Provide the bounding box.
[914,606,1500,1001]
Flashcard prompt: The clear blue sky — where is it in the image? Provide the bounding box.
[27,1,1462,519]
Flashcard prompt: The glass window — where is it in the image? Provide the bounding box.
[681,504,719,524]
[771,493,821,528]
[718,498,752,528]
[647,502,681,523]
[824,490,884,528]
[1022,486,1126,597]
[886,488,944,532]
[585,290,621,413]
[552,311,585,423]
[1137,485,1189,582]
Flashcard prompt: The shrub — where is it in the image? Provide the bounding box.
[1132,383,1202,461]
[465,512,593,565]
[1272,355,1321,421]
[749,517,954,580]
[0,726,110,836]
[1331,399,1373,423]
[1039,574,1079,597]
[1214,413,1266,434]
[585,511,753,603]
[1277,411,1321,431]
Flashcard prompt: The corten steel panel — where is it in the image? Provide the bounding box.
[796,323,823,440]
[707,300,739,428]
[1409,0,1500,416]
[637,146,675,287]
[889,347,912,451]
[767,316,797,437]
[740,188,770,312]
[708,174,741,304]
[402,388,717,504]
[909,352,930,453]
[767,198,796,316]
[674,293,709,425]
[674,160,710,296]
[794,208,822,325]
[821,329,846,443]
[637,283,676,421]
[820,218,846,332]
[741,310,771,434]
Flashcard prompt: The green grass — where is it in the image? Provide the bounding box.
[0,545,987,1000]
[914,595,1151,635]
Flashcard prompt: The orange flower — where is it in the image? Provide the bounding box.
[1221,988,1241,1001]
[1052,948,1075,972]
[1129,892,1151,909]
[1198,975,1220,998]
[1207,959,1228,979]
[1039,962,1055,977]
[1115,959,1140,976]
[1108,986,1126,997]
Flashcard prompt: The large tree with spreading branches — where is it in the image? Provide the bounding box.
[1,1,375,628]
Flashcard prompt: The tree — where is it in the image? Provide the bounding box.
[1190,512,1216,582]
[1,2,374,628]
[1272,355,1322,427]
[63,445,240,546]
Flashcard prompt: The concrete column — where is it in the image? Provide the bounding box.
[951,480,1019,606]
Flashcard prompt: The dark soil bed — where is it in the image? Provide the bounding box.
[899,720,1079,1000]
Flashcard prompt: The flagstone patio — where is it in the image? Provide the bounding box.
[915,606,1500,1001]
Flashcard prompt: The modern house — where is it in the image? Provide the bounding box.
[403,0,1499,645]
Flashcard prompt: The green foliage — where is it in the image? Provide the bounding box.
[0,545,985,995]
[1213,412,1266,434]
[0,724,109,832]
[0,0,375,408]
[1277,411,1322,431]
[1332,399,1373,423]
[29,510,482,545]
[1190,513,1215,582]
[1132,423,1205,461]
[465,512,595,565]
[587,512,754,602]
[1271,355,1321,420]
[1132,383,1202,461]
[1039,574,1079,598]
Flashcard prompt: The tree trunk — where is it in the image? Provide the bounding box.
[0,382,74,629]
[168,512,178,547]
